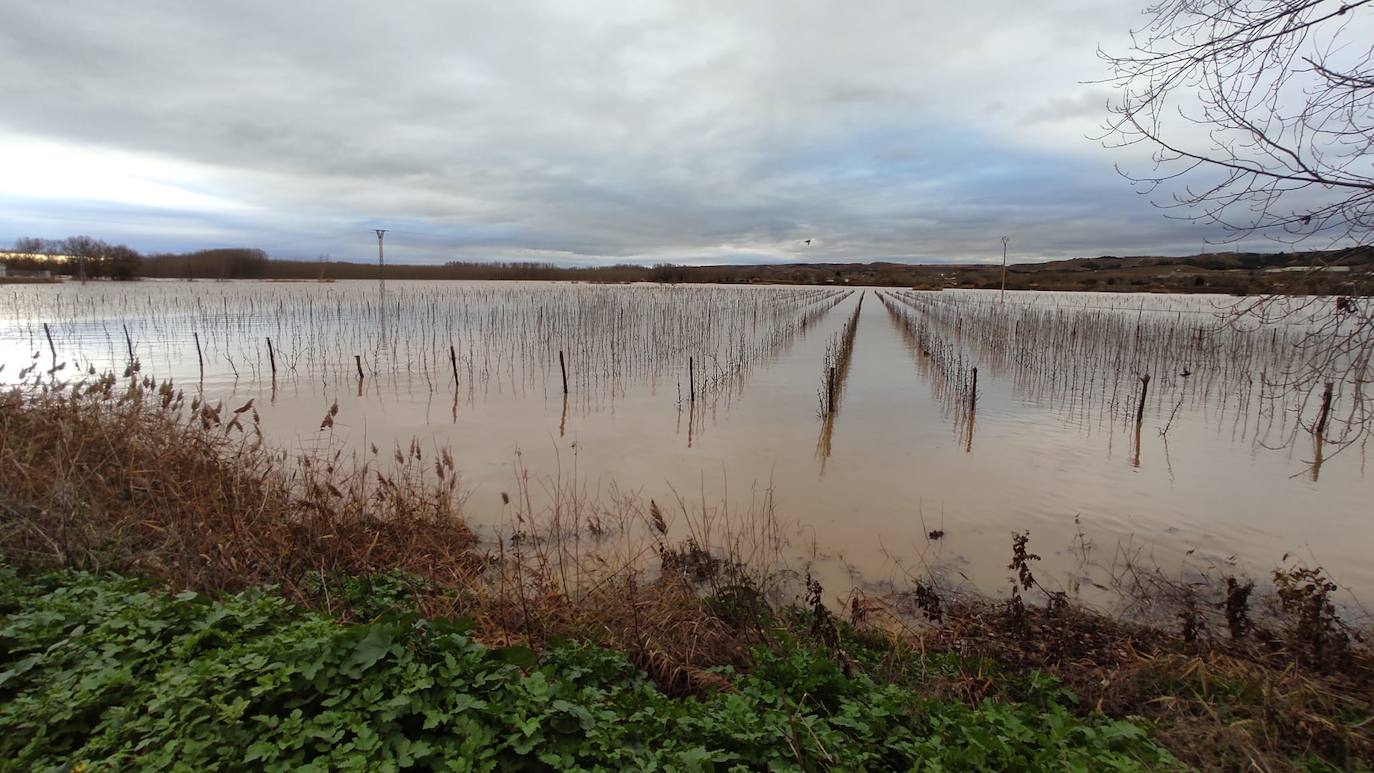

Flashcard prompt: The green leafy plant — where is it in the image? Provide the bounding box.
[0,566,1173,771]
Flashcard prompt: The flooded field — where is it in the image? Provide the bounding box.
[2,280,1369,601]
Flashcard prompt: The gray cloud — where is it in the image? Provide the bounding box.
[0,0,1244,264]
[1024,91,1116,125]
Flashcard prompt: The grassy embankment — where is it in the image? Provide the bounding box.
[1,374,1370,770]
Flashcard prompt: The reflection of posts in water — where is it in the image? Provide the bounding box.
[1131,373,1149,468]
[560,393,568,437]
[1314,381,1334,438]
[826,367,835,414]
[266,337,278,403]
[816,411,835,475]
[815,313,863,474]
[1310,382,1334,481]
[963,367,978,453]
[449,345,460,423]
[378,279,387,346]
[687,398,695,448]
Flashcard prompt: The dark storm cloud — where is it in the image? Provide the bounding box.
[0,0,1234,263]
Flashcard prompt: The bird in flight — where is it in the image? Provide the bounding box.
[804,239,812,245]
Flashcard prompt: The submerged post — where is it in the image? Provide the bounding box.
[449,344,460,388]
[1135,374,1150,426]
[1315,382,1334,438]
[559,350,568,395]
[193,331,204,382]
[689,357,695,403]
[969,367,978,410]
[266,337,277,379]
[42,322,56,366]
[354,354,364,381]
[122,324,135,367]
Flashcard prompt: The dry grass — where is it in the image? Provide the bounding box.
[846,564,1374,772]
[0,373,773,692]
[0,373,481,601]
[1105,652,1372,771]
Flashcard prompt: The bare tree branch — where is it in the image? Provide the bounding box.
[1101,0,1374,446]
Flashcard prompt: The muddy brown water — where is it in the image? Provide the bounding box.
[3,280,1369,604]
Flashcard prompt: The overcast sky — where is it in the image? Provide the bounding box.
[0,0,1248,265]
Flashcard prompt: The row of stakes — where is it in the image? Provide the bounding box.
[37,321,1335,446]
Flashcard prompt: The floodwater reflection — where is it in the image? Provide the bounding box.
[1,281,1368,599]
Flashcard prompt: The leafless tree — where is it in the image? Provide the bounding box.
[11,237,49,256]
[1102,0,1374,448]
[4,238,57,274]
[103,244,143,281]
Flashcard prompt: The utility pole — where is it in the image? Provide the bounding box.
[1000,236,1010,301]
[374,229,388,282]
[374,229,389,345]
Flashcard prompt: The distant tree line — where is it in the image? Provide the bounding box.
[141,248,270,279]
[141,255,780,283]
[4,235,916,285]
[7,236,143,280]
[11,235,1365,292]
[5,238,780,283]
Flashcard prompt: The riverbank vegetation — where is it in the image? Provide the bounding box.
[2,377,1372,770]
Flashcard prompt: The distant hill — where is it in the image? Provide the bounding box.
[1024,247,1371,273]
[659,247,1371,294]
